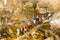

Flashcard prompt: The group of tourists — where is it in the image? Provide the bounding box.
[16,15,42,36]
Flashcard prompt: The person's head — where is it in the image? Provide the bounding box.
[36,15,39,18]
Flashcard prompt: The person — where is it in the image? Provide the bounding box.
[33,16,39,25]
[36,15,42,23]
[28,21,33,29]
[17,28,20,36]
[23,24,27,33]
[33,19,36,24]
[21,27,24,35]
